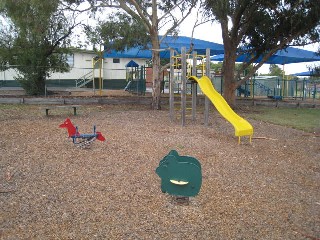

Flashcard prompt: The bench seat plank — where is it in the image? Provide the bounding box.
[43,105,81,116]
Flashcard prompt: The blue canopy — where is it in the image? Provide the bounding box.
[292,70,317,76]
[125,60,139,67]
[104,36,224,59]
[211,47,320,65]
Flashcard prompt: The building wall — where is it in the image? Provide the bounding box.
[145,67,170,88]
[50,51,96,81]
[0,50,149,84]
[0,51,97,82]
[0,68,18,81]
[103,57,148,80]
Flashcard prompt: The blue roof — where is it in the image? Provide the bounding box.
[292,70,317,76]
[211,47,320,65]
[104,36,224,59]
[125,60,139,67]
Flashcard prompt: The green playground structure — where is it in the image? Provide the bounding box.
[124,61,146,95]
[156,150,202,197]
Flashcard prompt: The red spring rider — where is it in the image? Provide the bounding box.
[59,118,105,148]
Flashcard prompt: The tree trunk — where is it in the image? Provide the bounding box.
[222,56,237,108]
[151,49,162,110]
[220,20,239,108]
[149,0,162,110]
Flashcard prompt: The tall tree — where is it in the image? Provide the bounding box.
[268,64,285,77]
[204,0,320,107]
[84,12,151,52]
[66,0,197,109]
[0,18,15,71]
[0,0,79,95]
[308,43,320,77]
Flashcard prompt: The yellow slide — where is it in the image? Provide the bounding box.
[189,76,253,143]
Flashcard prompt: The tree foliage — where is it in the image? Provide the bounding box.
[84,12,150,52]
[210,62,223,74]
[0,21,15,71]
[0,0,78,95]
[204,0,320,106]
[211,62,254,76]
[268,64,285,77]
[65,0,197,109]
[308,63,320,77]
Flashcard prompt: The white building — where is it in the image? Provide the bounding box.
[0,48,149,89]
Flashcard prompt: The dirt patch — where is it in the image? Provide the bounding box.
[0,104,319,239]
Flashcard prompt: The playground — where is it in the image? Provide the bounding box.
[0,103,319,239]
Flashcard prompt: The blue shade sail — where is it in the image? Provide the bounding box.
[211,47,320,65]
[104,35,224,59]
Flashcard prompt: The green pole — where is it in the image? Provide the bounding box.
[169,49,175,121]
[181,47,187,127]
[192,51,197,121]
[204,48,210,127]
[252,75,255,100]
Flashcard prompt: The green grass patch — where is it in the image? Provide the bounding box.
[247,107,320,133]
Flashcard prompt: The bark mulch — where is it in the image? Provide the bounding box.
[0,104,319,239]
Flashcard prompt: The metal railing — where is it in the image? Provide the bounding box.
[75,71,93,88]
[254,81,274,96]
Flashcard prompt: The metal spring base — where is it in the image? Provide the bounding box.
[75,137,96,149]
[172,196,189,205]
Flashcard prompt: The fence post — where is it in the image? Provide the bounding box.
[181,47,187,127]
[192,51,197,121]
[204,48,210,126]
[169,49,175,121]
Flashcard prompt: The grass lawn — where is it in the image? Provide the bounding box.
[247,106,320,133]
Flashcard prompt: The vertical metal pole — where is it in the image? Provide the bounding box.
[92,58,95,95]
[99,45,102,96]
[99,58,102,96]
[169,49,175,121]
[101,52,104,91]
[252,75,255,100]
[192,51,197,121]
[295,79,298,99]
[302,79,305,100]
[181,47,187,127]
[282,64,285,97]
[204,48,210,126]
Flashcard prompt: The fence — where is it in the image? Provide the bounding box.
[1,66,319,100]
[237,76,320,100]
[0,66,148,91]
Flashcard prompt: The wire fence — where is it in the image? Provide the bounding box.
[1,66,319,100]
[235,76,320,100]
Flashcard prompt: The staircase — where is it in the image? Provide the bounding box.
[75,71,93,88]
[254,81,273,96]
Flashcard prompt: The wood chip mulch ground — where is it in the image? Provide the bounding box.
[0,103,319,239]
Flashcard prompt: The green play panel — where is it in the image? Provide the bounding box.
[156,150,202,197]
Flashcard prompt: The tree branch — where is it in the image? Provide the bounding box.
[159,2,196,43]
[117,0,152,32]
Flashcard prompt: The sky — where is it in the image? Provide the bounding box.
[177,14,320,75]
[75,3,319,76]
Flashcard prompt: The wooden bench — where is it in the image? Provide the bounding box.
[43,105,81,116]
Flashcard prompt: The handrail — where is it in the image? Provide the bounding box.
[254,81,273,95]
[75,71,93,88]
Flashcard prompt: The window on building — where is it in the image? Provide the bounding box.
[113,58,120,63]
[66,54,74,67]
